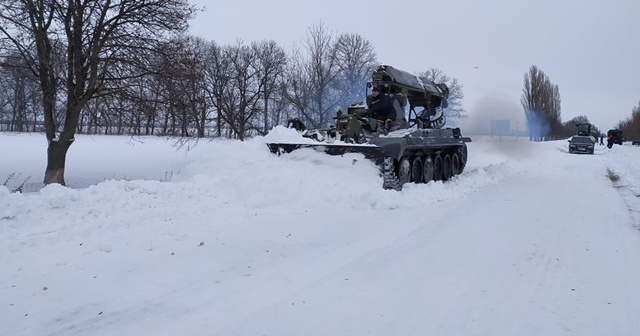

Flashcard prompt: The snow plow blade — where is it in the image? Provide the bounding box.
[266,142,402,190]
[265,143,386,166]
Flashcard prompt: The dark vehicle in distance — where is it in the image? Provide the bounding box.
[607,129,624,148]
[568,136,595,154]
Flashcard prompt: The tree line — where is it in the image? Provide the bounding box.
[0,19,465,141]
[520,65,639,141]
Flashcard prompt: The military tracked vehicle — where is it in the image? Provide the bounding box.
[576,123,593,137]
[575,123,598,143]
[266,64,472,190]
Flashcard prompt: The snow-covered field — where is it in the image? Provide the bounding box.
[2,128,640,336]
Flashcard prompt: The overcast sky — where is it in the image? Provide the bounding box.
[187,0,639,131]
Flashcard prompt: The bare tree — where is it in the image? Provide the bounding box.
[304,21,340,128]
[0,75,10,131]
[546,82,562,138]
[205,41,264,140]
[418,68,466,123]
[280,46,313,125]
[278,25,379,130]
[616,100,640,140]
[156,36,211,137]
[252,40,287,134]
[202,41,230,137]
[116,72,164,136]
[333,32,377,111]
[0,58,42,131]
[520,65,561,141]
[266,89,291,129]
[0,1,60,143]
[0,0,197,185]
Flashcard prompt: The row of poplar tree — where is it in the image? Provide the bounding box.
[520,65,640,140]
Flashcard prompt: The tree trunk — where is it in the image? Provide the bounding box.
[43,139,73,185]
[263,95,268,134]
[162,110,169,135]
[217,111,221,137]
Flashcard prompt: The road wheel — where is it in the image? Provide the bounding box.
[411,157,423,183]
[433,154,443,181]
[451,153,460,176]
[423,155,434,183]
[443,154,452,180]
[457,144,468,173]
[397,157,411,186]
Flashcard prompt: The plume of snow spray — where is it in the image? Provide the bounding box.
[524,108,550,141]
